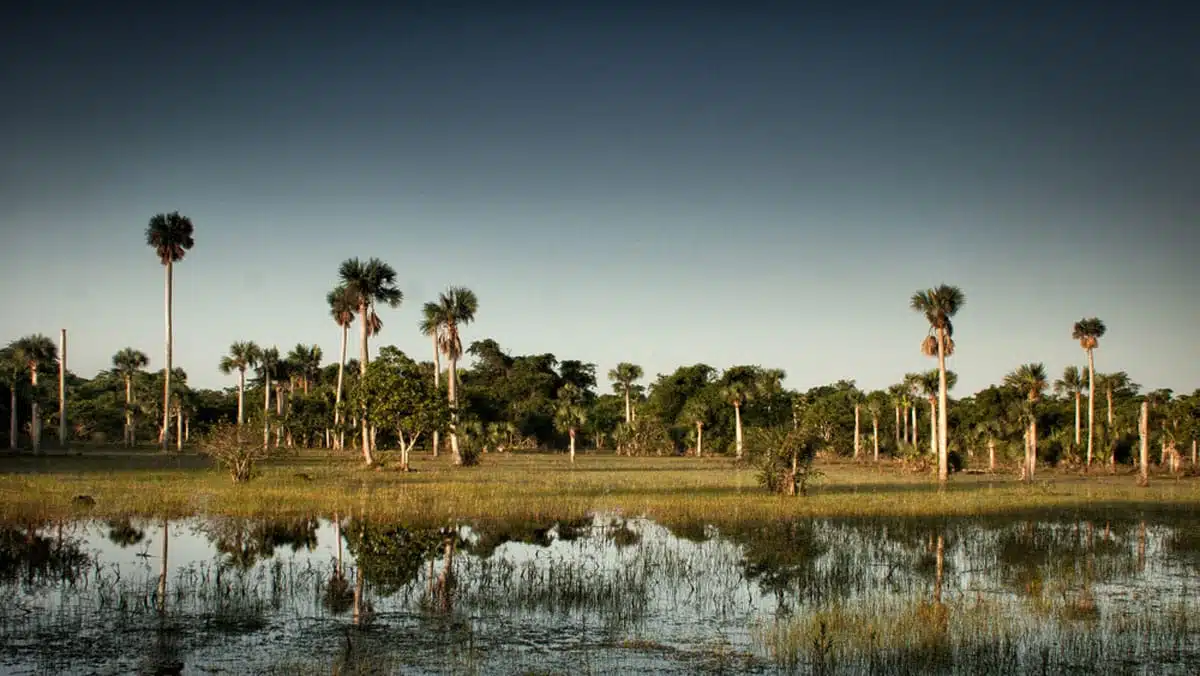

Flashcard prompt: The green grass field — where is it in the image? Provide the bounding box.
[2,448,1198,525]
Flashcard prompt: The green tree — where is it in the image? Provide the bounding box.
[423,287,478,466]
[1004,363,1048,481]
[338,258,404,462]
[554,383,587,463]
[865,391,887,462]
[353,349,449,470]
[327,285,357,450]
[1072,317,1106,468]
[607,362,644,425]
[1,347,25,450]
[218,342,260,426]
[1053,365,1086,452]
[911,284,965,483]
[145,211,195,451]
[11,335,57,453]
[287,344,323,394]
[111,348,149,446]
[681,396,713,457]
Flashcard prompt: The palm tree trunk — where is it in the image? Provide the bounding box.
[936,328,949,483]
[9,387,17,451]
[124,375,132,447]
[853,404,860,460]
[903,405,909,444]
[1074,390,1081,450]
[912,407,918,448]
[928,399,936,459]
[58,329,66,448]
[431,333,441,458]
[237,369,245,425]
[1086,350,1096,467]
[30,366,40,454]
[696,422,703,458]
[988,439,996,472]
[1028,418,1037,481]
[263,374,272,450]
[175,403,182,451]
[359,303,372,465]
[569,428,575,464]
[162,260,173,452]
[335,323,347,451]
[449,353,461,465]
[1138,400,1149,486]
[734,402,743,459]
[894,406,900,448]
[873,418,879,462]
[624,387,631,425]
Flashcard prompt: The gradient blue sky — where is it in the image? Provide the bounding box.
[2,3,1197,395]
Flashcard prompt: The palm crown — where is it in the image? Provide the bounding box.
[1072,317,1106,350]
[911,284,965,356]
[1053,365,1085,397]
[145,212,196,265]
[1004,363,1049,401]
[219,341,261,375]
[327,285,357,328]
[12,334,57,374]
[112,348,150,376]
[338,258,403,336]
[427,287,479,361]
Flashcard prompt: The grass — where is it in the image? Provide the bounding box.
[2,447,1200,525]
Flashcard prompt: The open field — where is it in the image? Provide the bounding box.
[2,448,1199,524]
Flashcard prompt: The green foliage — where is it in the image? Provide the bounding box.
[614,418,674,456]
[745,426,822,496]
[351,349,449,464]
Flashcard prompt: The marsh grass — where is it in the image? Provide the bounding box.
[4,450,1200,525]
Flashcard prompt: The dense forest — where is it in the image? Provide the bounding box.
[2,212,1197,480]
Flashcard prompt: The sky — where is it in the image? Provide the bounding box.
[1,2,1197,396]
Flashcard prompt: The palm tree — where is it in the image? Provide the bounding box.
[911,284,965,483]
[554,384,587,464]
[887,384,906,448]
[1,347,24,450]
[258,347,280,449]
[903,372,921,449]
[1072,317,1106,468]
[681,397,712,457]
[913,370,939,459]
[218,342,260,426]
[1053,365,1086,451]
[145,211,195,451]
[866,393,886,462]
[12,335,57,454]
[424,287,478,465]
[112,348,150,446]
[1004,363,1048,482]
[338,258,403,464]
[722,380,753,458]
[419,303,444,457]
[287,344,323,394]
[607,363,644,425]
[327,285,356,450]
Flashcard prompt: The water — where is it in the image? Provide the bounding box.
[2,513,1199,674]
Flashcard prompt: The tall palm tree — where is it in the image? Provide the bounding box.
[554,383,587,464]
[914,370,940,459]
[287,344,323,394]
[338,258,403,464]
[327,285,357,450]
[1,348,21,450]
[219,342,260,426]
[1072,317,1106,468]
[865,393,885,462]
[258,347,280,449]
[911,284,965,483]
[1004,363,1048,482]
[681,397,712,457]
[425,287,478,465]
[723,380,753,458]
[1053,365,1086,450]
[887,384,906,448]
[903,372,921,449]
[12,335,57,454]
[146,211,195,451]
[607,363,644,425]
[419,302,444,457]
[112,348,150,446]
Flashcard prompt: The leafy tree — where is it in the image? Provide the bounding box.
[746,426,822,496]
[911,284,965,483]
[1054,365,1086,451]
[554,383,587,463]
[352,348,449,470]
[11,335,57,453]
[145,211,195,451]
[423,287,478,466]
[112,348,150,446]
[607,362,643,424]
[218,341,260,426]
[287,344,322,393]
[1004,363,1048,481]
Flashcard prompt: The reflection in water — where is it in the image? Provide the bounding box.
[1,514,1200,673]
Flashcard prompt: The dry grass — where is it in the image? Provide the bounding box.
[2,448,1199,525]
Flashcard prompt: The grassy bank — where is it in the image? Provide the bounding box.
[2,449,1199,524]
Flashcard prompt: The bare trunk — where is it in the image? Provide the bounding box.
[263,374,271,451]
[894,406,900,448]
[936,328,949,482]
[237,369,245,425]
[1028,418,1037,481]
[734,402,743,458]
[359,302,372,465]
[30,366,40,454]
[1138,400,1149,486]
[9,388,17,451]
[432,333,441,458]
[176,402,182,451]
[449,353,461,465]
[334,324,347,450]
[873,418,879,462]
[988,439,996,472]
[624,387,631,425]
[696,422,703,458]
[185,414,189,442]
[912,406,918,449]
[1086,350,1096,467]
[58,329,66,448]
[162,261,173,451]
[903,405,909,444]
[157,520,169,614]
[1193,439,1197,466]
[853,404,860,459]
[928,399,936,459]
[569,428,575,464]
[1074,390,1081,449]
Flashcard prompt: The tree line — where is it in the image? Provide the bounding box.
[2,212,1197,484]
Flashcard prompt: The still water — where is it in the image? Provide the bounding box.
[2,513,1199,674]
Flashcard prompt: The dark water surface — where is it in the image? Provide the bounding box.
[3,512,1199,674]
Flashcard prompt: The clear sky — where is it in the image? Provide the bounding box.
[2,3,1197,395]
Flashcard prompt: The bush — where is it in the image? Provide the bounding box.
[457,434,482,467]
[614,419,674,456]
[745,427,822,496]
[198,422,272,483]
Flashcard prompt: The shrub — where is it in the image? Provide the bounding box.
[198,422,272,483]
[745,426,822,496]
